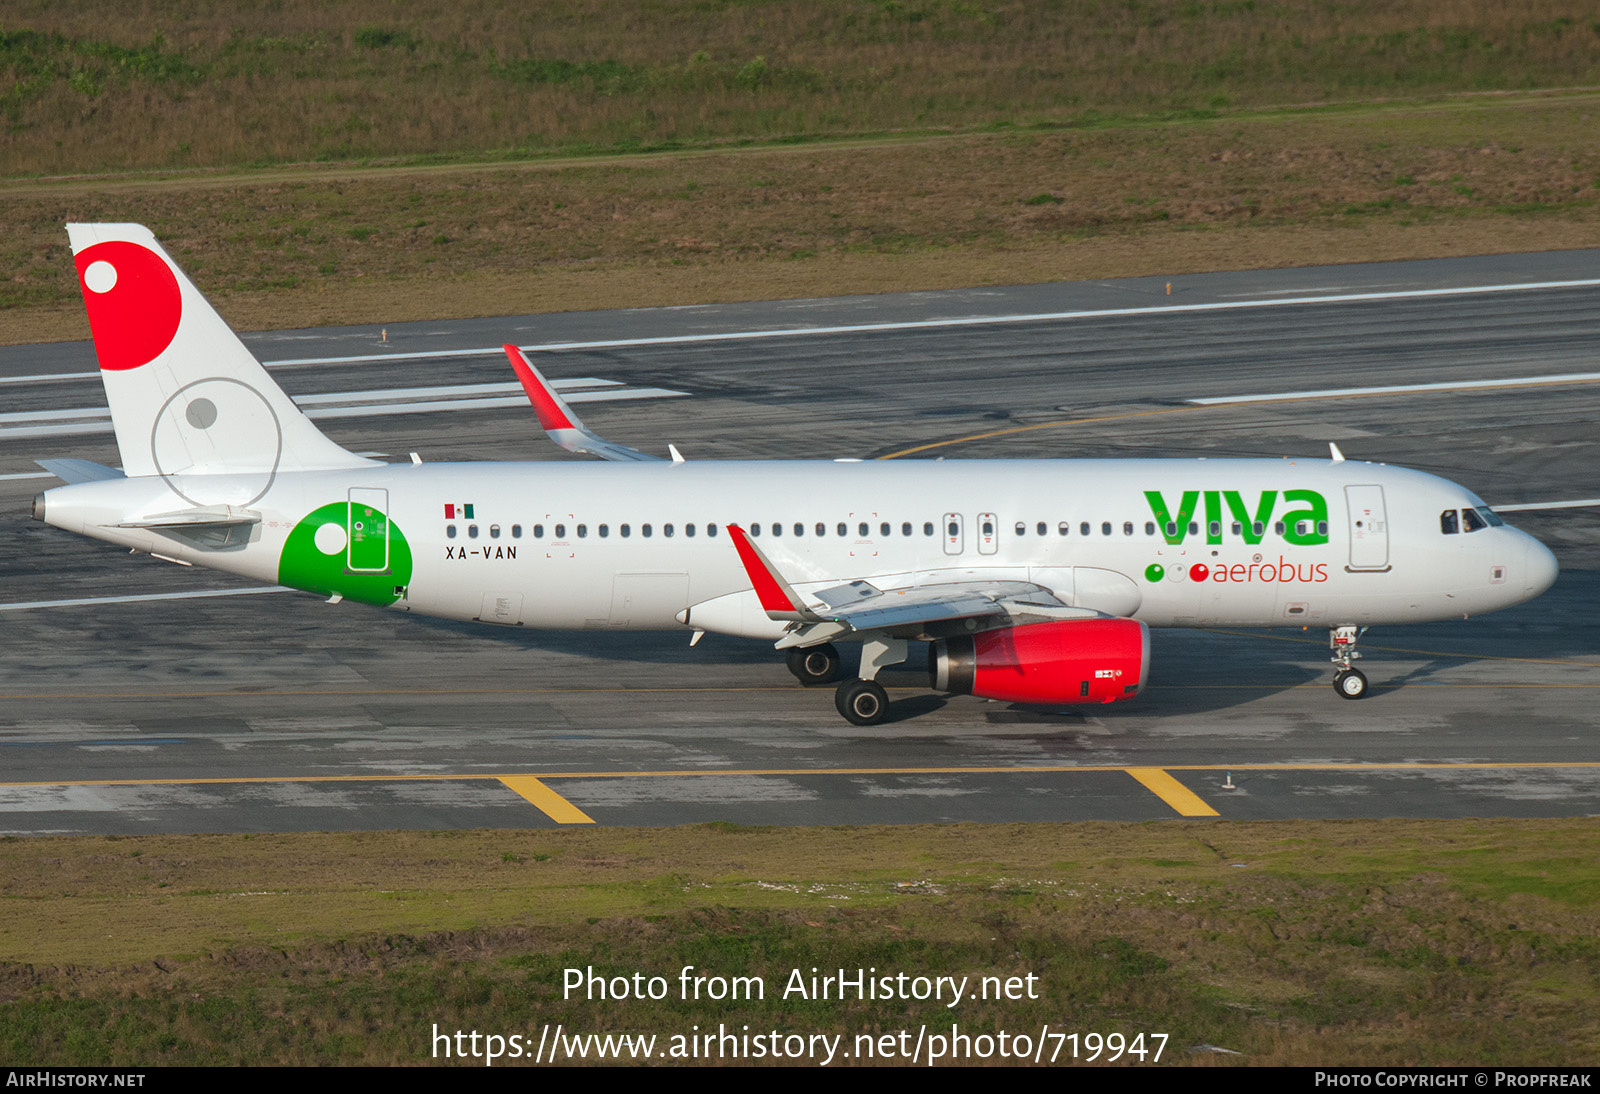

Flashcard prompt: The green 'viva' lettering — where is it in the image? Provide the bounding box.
[1145,488,1326,545]
[1144,490,1199,544]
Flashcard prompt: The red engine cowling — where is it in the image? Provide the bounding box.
[930,618,1149,705]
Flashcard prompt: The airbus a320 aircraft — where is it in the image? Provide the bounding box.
[32,224,1559,724]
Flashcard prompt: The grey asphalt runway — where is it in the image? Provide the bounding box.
[1,250,1597,833]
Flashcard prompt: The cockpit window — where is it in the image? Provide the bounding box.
[1477,506,1505,527]
[1462,507,1488,533]
[1440,509,1459,535]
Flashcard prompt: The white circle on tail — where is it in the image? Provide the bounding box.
[313,522,348,556]
[84,261,118,294]
[151,377,283,507]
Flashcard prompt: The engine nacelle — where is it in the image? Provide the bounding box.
[930,618,1149,705]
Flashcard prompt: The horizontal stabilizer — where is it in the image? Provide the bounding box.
[36,458,124,484]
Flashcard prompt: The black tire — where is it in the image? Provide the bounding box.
[835,679,889,726]
[1334,668,1369,700]
[786,643,841,686]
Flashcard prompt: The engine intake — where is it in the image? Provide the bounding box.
[930,618,1149,705]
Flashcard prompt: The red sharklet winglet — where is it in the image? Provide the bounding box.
[726,524,816,621]
[504,344,576,431]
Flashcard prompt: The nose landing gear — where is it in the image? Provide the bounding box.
[1330,624,1369,700]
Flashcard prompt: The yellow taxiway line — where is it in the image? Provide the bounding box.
[4,761,1598,821]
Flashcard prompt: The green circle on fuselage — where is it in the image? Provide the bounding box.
[1144,563,1165,583]
[279,501,413,606]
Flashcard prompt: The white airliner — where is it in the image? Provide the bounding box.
[31,224,1559,724]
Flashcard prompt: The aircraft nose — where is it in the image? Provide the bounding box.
[1523,534,1559,598]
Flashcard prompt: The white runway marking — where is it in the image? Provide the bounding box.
[1186,372,1600,405]
[1492,498,1600,512]
[10,274,1598,382]
[0,586,291,612]
[0,379,686,440]
[259,275,1600,365]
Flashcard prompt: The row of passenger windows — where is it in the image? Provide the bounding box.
[1004,519,1327,538]
[444,517,1332,540]
[446,522,721,540]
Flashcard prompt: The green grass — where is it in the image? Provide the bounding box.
[6,2,1600,175]
[1,820,1597,1065]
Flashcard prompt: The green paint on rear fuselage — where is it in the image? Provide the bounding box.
[279,501,414,606]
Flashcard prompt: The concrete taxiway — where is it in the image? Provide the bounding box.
[1,251,1596,833]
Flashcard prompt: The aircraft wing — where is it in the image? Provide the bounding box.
[725,524,1098,647]
[502,344,665,462]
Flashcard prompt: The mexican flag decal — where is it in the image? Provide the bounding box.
[444,503,475,519]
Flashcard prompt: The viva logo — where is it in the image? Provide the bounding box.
[278,501,414,606]
[1144,489,1329,546]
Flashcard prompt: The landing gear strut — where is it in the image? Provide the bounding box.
[785,643,841,686]
[1330,624,1369,700]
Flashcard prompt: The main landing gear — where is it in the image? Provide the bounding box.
[786,638,905,726]
[1330,624,1369,700]
[785,643,841,686]
[835,679,889,726]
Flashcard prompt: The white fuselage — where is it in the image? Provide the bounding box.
[40,457,1558,639]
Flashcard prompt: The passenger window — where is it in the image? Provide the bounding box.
[468,525,479,538]
[770,522,780,537]
[686,523,696,537]
[860,522,870,537]
[881,522,891,537]
[816,522,826,536]
[643,523,653,537]
[1101,522,1111,536]
[599,524,609,538]
[1014,522,1026,536]
[555,524,565,538]
[490,524,501,539]
[665,523,675,537]
[1295,521,1307,536]
[982,520,995,535]
[838,522,848,537]
[447,526,458,539]
[1209,521,1220,537]
[1317,520,1329,536]
[1164,522,1177,537]
[1231,522,1242,536]
[793,522,803,537]
[708,524,719,537]
[902,522,912,536]
[747,523,757,536]
[1188,522,1199,535]
[1274,521,1285,535]
[924,522,935,536]
[1253,521,1265,537]
[1080,522,1091,536]
[1037,522,1047,536]
[1123,522,1134,536]
[512,524,522,538]
[1146,522,1156,536]
[946,521,958,538]
[577,524,587,538]
[621,524,631,538]
[533,524,544,538]
[1058,522,1069,536]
